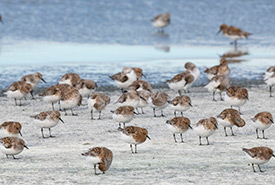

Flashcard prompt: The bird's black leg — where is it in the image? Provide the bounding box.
[224,127,228,137]
[71,109,77,116]
[30,90,35,100]
[52,102,55,111]
[256,129,259,139]
[230,127,235,136]
[98,111,102,120]
[180,133,184,143]
[178,90,182,96]
[64,109,68,116]
[206,137,210,145]
[14,99,17,106]
[174,111,176,117]
[161,110,165,117]
[6,154,9,159]
[49,128,55,137]
[41,128,45,138]
[220,92,224,101]
[94,164,100,175]
[153,108,156,117]
[135,144,137,153]
[199,136,202,145]
[270,86,273,97]
[141,108,145,114]
[181,112,183,117]
[91,109,94,120]
[173,133,177,143]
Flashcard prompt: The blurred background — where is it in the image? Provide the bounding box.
[0,0,275,90]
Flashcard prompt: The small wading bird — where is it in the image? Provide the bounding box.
[151,12,170,33]
[118,126,151,154]
[217,24,251,46]
[243,147,274,173]
[82,147,113,175]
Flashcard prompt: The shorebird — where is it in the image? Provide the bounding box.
[167,62,200,95]
[0,121,22,138]
[166,117,192,143]
[136,90,151,114]
[204,75,230,101]
[111,106,135,128]
[151,13,170,32]
[21,72,46,99]
[217,108,245,136]
[224,86,248,114]
[263,66,275,97]
[148,91,169,117]
[0,136,29,159]
[115,91,140,109]
[169,95,192,116]
[5,81,32,106]
[243,147,274,172]
[76,79,97,99]
[41,85,62,110]
[122,67,144,80]
[60,88,82,116]
[194,117,218,145]
[59,73,81,87]
[204,58,230,80]
[88,92,110,120]
[109,68,137,91]
[128,80,152,93]
[217,24,251,46]
[118,126,150,153]
[31,111,64,138]
[82,147,113,175]
[252,112,274,139]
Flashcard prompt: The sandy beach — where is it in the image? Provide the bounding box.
[0,85,274,185]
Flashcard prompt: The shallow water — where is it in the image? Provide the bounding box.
[0,0,275,90]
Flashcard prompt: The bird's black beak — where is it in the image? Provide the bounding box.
[133,112,138,115]
[146,135,151,140]
[24,145,29,149]
[189,103,193,107]
[217,29,222,35]
[41,78,47,83]
[19,131,23,136]
[59,118,64,123]
[188,125,193,129]
[271,119,274,124]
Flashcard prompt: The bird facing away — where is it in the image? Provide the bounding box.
[224,86,249,114]
[148,91,169,117]
[0,121,22,138]
[88,92,110,120]
[6,81,32,106]
[82,147,113,175]
[0,136,29,159]
[151,13,170,32]
[217,108,245,136]
[118,126,151,153]
[204,58,230,80]
[166,117,192,143]
[59,73,81,87]
[252,112,274,139]
[263,66,275,97]
[217,24,251,46]
[75,79,97,98]
[243,147,274,172]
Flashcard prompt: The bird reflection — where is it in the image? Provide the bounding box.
[154,45,170,53]
[220,47,249,63]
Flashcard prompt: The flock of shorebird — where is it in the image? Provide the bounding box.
[0,13,273,175]
[1,61,275,174]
